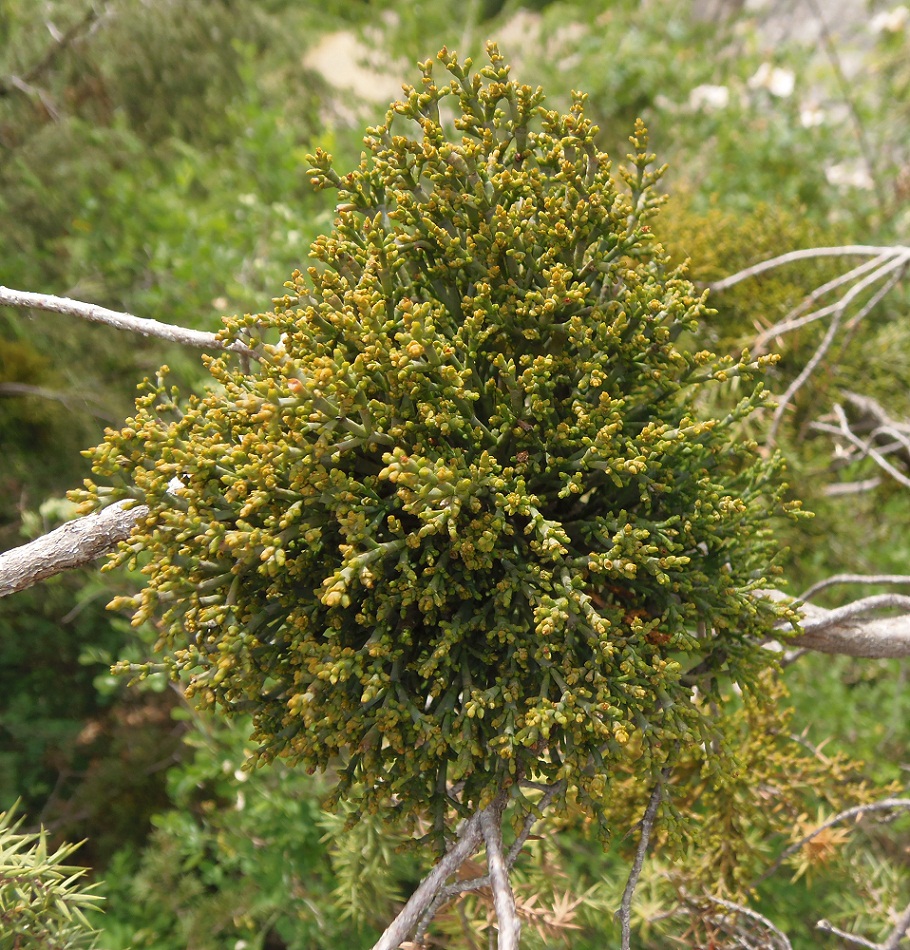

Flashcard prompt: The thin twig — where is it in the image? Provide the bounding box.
[802,0,888,214]
[755,253,904,353]
[708,245,905,292]
[754,798,910,886]
[0,286,254,356]
[826,404,910,489]
[822,477,882,496]
[0,4,102,108]
[844,266,907,331]
[883,900,910,950]
[800,574,910,602]
[506,781,565,867]
[769,301,843,444]
[481,802,521,950]
[768,258,907,443]
[704,895,793,950]
[816,919,884,949]
[617,771,665,950]
[21,5,103,86]
[843,390,910,429]
[5,73,61,120]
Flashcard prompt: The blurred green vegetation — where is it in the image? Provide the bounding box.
[0,0,908,947]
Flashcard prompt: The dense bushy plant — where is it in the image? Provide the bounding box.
[77,46,803,837]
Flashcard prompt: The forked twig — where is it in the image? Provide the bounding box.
[767,261,907,443]
[708,245,904,292]
[754,798,910,886]
[813,405,910,490]
[754,251,905,353]
[702,894,793,950]
[371,803,490,950]
[412,781,565,946]
[709,245,909,446]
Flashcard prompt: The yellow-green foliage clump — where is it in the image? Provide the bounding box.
[77,46,803,834]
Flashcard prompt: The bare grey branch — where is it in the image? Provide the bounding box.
[0,501,147,597]
[707,245,907,293]
[481,801,521,950]
[0,286,254,356]
[617,771,665,950]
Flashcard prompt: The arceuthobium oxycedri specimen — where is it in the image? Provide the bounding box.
[77,45,803,841]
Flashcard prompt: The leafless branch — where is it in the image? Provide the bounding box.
[703,894,793,950]
[842,391,910,432]
[793,610,910,658]
[817,899,910,950]
[506,782,564,866]
[0,4,103,101]
[707,245,906,292]
[768,297,843,444]
[756,798,910,886]
[813,404,910,490]
[802,0,887,213]
[0,500,147,597]
[767,261,907,443]
[796,597,910,658]
[802,593,910,626]
[413,782,565,945]
[822,477,882,496]
[616,771,665,950]
[800,574,910,601]
[0,286,255,356]
[816,918,889,949]
[754,251,906,354]
[762,588,910,658]
[372,796,506,950]
[481,802,521,950]
[4,73,61,121]
[883,901,910,950]
[707,245,909,445]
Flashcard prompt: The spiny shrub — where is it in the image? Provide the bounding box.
[0,802,101,949]
[76,45,803,838]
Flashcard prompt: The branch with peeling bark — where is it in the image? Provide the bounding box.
[0,286,255,356]
[760,588,910,659]
[0,501,147,597]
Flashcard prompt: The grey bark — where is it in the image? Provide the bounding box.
[0,501,147,597]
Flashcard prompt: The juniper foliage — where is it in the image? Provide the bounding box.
[0,803,101,949]
[77,46,803,838]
